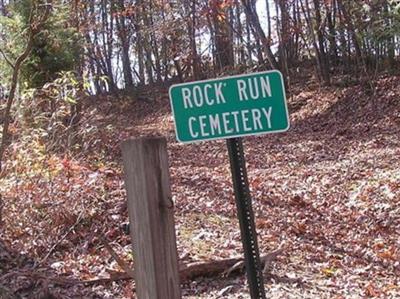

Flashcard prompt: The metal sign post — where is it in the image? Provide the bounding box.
[227,137,266,298]
[169,70,289,299]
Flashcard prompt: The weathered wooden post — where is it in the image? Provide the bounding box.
[121,137,181,299]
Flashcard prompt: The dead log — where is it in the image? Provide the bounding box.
[89,247,285,285]
[180,248,284,281]
[179,257,242,282]
[83,245,303,286]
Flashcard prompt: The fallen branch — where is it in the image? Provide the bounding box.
[98,235,135,278]
[0,49,15,69]
[15,251,299,288]
[262,248,284,273]
[223,248,284,277]
[265,273,303,284]
[77,249,285,286]
[83,247,301,286]
[181,248,285,282]
[36,210,84,267]
[81,271,132,285]
[179,257,242,282]
[1,270,80,286]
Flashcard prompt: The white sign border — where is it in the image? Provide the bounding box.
[169,69,290,144]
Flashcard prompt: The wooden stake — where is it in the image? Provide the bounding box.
[121,137,181,299]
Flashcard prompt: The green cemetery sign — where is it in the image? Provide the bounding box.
[169,70,290,143]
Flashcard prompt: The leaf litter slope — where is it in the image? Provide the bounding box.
[0,75,399,298]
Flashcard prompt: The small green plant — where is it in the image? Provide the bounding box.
[17,71,89,152]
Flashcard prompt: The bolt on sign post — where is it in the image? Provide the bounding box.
[169,70,289,299]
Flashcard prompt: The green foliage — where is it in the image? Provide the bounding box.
[16,71,88,151]
[354,1,400,47]
[0,0,82,90]
[0,13,25,86]
[389,0,400,34]
[22,1,82,88]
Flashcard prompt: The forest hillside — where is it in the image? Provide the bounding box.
[1,0,399,298]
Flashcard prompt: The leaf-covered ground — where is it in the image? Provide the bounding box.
[1,74,399,298]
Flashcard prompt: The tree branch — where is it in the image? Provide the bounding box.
[0,49,15,69]
[0,1,52,171]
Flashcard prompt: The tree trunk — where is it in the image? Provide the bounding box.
[0,4,51,171]
[235,0,245,65]
[186,0,201,79]
[148,1,162,82]
[337,0,363,66]
[241,0,280,71]
[115,0,134,88]
[134,1,145,84]
[326,1,338,65]
[300,0,329,85]
[101,0,116,92]
[245,16,253,67]
[141,2,154,84]
[212,1,234,71]
[312,0,330,85]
